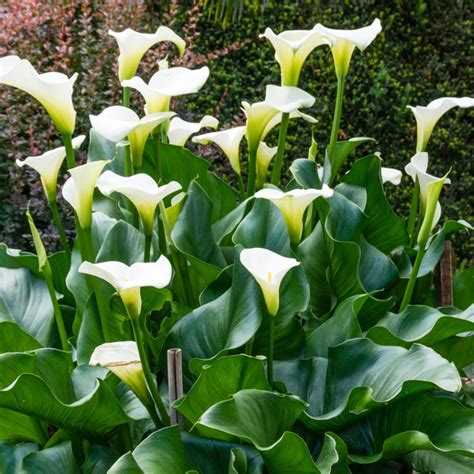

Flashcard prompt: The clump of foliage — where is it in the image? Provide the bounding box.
[0,6,473,474]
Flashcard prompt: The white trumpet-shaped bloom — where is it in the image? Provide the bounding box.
[381,167,402,186]
[260,26,329,86]
[122,66,210,114]
[90,106,175,167]
[240,248,300,316]
[79,256,172,317]
[405,152,450,230]
[318,19,382,78]
[193,126,247,175]
[256,142,278,187]
[255,186,334,244]
[408,97,474,152]
[90,341,150,403]
[243,85,317,154]
[16,135,85,201]
[0,56,78,134]
[168,115,218,146]
[109,26,185,81]
[62,160,110,229]
[97,171,181,235]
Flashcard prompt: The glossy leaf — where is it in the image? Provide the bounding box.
[21,441,80,473]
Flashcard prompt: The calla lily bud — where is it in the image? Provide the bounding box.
[79,256,172,317]
[405,152,451,230]
[16,136,85,202]
[90,341,150,404]
[318,19,382,78]
[0,56,78,134]
[122,66,210,114]
[108,26,185,81]
[62,160,110,230]
[97,171,181,236]
[260,26,329,86]
[256,142,278,187]
[408,97,474,152]
[163,192,186,231]
[255,186,334,244]
[243,85,317,155]
[240,248,300,316]
[90,106,175,167]
[193,126,247,175]
[168,115,219,146]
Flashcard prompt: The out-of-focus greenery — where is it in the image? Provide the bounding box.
[0,0,472,261]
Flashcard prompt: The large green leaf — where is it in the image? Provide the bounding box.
[0,267,54,345]
[404,450,474,474]
[0,349,128,440]
[274,338,461,432]
[341,393,474,463]
[290,159,323,189]
[367,304,474,348]
[20,441,80,473]
[454,267,474,310]
[195,389,307,446]
[0,322,42,353]
[0,441,37,474]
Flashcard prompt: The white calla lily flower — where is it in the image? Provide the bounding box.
[256,142,278,187]
[168,115,219,146]
[109,26,185,81]
[97,171,181,235]
[78,256,172,317]
[240,248,300,316]
[381,167,402,185]
[260,26,329,86]
[408,97,474,152]
[122,66,210,114]
[90,106,175,167]
[90,341,150,403]
[405,152,450,230]
[318,19,382,78]
[0,56,78,134]
[193,126,247,175]
[62,160,110,229]
[16,135,85,201]
[243,85,317,154]
[255,186,334,244]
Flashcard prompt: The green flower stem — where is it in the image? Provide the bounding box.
[246,147,258,198]
[123,86,130,108]
[49,199,71,259]
[407,179,420,245]
[81,226,111,342]
[43,264,69,352]
[62,133,76,170]
[237,173,245,201]
[130,314,170,426]
[267,314,275,387]
[327,75,345,171]
[144,232,152,263]
[271,112,290,186]
[244,336,254,355]
[399,239,426,312]
[123,145,133,177]
[153,129,162,183]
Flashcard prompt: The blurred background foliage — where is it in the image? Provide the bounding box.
[0,0,472,262]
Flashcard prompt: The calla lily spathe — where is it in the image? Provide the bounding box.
[16,135,85,202]
[193,126,247,175]
[256,142,278,187]
[109,26,185,81]
[405,152,450,230]
[78,256,172,317]
[122,66,210,114]
[408,97,474,152]
[168,115,218,146]
[62,160,110,229]
[318,19,382,78]
[90,106,175,167]
[259,26,329,86]
[90,341,150,403]
[381,167,402,185]
[243,85,317,154]
[0,56,77,134]
[255,186,334,244]
[240,248,300,316]
[97,171,181,235]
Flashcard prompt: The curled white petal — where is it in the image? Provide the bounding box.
[264,85,315,113]
[256,142,278,186]
[381,167,402,185]
[168,115,219,146]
